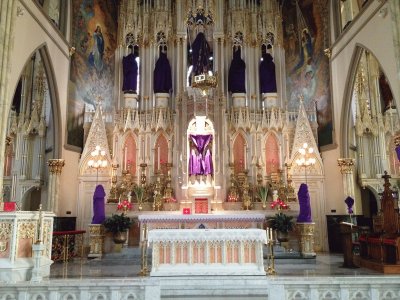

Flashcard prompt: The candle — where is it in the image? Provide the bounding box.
[124,147,127,170]
[118,195,121,204]
[243,145,247,170]
[157,146,160,171]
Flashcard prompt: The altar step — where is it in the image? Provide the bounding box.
[354,255,400,274]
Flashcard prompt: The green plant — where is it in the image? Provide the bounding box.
[103,213,133,234]
[267,213,294,233]
[133,185,145,204]
[257,186,269,205]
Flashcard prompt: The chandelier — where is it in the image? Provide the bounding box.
[88,145,108,183]
[192,72,218,95]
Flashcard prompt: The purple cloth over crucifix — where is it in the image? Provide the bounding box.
[92,185,106,224]
[345,196,354,214]
[259,53,277,93]
[396,145,400,161]
[228,48,246,93]
[297,183,312,223]
[154,52,172,93]
[122,53,138,93]
[189,134,213,175]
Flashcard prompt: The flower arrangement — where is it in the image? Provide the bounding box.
[270,198,289,210]
[117,199,132,212]
[227,194,238,202]
[257,186,269,208]
[164,197,177,203]
[103,213,133,234]
[267,212,294,233]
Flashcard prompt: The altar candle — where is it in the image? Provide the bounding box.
[157,146,160,171]
[124,146,127,170]
[243,146,247,170]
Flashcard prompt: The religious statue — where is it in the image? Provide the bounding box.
[122,46,139,93]
[228,47,246,93]
[88,25,104,72]
[297,183,312,223]
[92,185,106,224]
[191,32,211,77]
[259,52,277,93]
[154,50,172,93]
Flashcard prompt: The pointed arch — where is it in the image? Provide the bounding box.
[264,132,280,175]
[10,43,63,158]
[154,131,169,174]
[122,133,138,176]
[232,131,247,173]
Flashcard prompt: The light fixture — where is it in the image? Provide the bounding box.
[295,142,316,184]
[88,145,108,183]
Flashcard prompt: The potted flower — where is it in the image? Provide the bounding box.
[103,213,133,244]
[257,186,269,209]
[267,212,294,242]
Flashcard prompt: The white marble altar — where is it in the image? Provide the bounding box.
[148,228,267,276]
[138,212,265,240]
[0,211,54,282]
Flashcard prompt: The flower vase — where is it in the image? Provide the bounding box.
[113,231,127,244]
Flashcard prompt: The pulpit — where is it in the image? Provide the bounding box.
[340,222,358,268]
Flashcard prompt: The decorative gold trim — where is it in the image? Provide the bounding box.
[337,158,355,174]
[48,159,65,174]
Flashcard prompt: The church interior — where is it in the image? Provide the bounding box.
[0,0,400,299]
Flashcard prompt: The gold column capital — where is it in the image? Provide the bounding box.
[337,158,355,174]
[394,135,400,147]
[48,159,65,175]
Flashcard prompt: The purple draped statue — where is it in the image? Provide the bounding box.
[154,52,172,93]
[344,196,354,214]
[259,53,277,93]
[122,52,138,93]
[189,134,213,176]
[191,32,211,76]
[92,185,106,224]
[228,48,246,93]
[396,145,400,161]
[297,183,312,223]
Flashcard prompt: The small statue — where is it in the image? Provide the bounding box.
[92,185,106,224]
[297,183,312,223]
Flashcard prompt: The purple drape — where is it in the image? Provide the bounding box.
[259,53,277,93]
[154,52,172,93]
[396,145,400,161]
[189,134,213,175]
[92,185,106,224]
[122,53,138,93]
[203,148,213,174]
[345,196,354,214]
[297,183,312,223]
[191,32,211,76]
[228,48,246,93]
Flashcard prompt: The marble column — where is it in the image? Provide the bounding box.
[337,158,357,212]
[296,222,316,258]
[88,224,105,259]
[0,2,18,199]
[389,1,400,81]
[47,159,65,214]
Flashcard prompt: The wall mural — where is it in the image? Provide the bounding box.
[67,0,117,148]
[282,0,332,147]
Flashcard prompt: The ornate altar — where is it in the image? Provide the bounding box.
[148,228,267,276]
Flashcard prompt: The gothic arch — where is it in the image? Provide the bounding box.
[154,131,169,173]
[122,132,138,175]
[231,131,247,173]
[340,44,396,158]
[263,131,281,175]
[10,44,62,158]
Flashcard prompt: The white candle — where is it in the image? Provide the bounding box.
[157,146,160,171]
[124,146,127,170]
[243,145,247,170]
